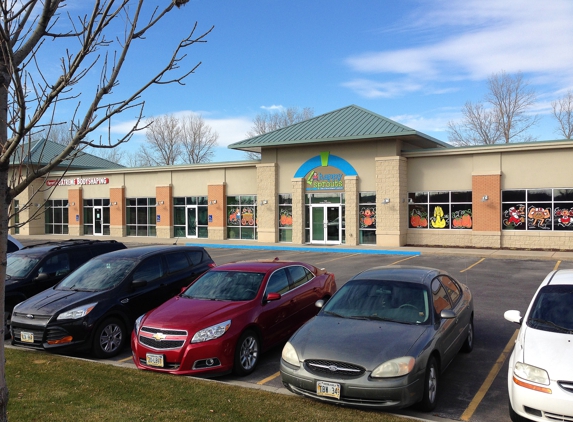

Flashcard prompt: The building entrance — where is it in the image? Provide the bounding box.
[310,205,341,244]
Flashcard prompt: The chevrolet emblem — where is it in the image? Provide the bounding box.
[26,314,34,319]
[152,332,166,341]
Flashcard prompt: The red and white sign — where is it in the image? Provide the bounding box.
[46,177,109,187]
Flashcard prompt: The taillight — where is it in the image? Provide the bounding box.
[208,262,216,268]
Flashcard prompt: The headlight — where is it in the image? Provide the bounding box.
[371,356,415,378]
[134,314,145,334]
[514,362,550,385]
[191,320,231,343]
[56,303,97,320]
[281,341,300,367]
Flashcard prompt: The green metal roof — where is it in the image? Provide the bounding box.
[10,139,124,170]
[229,105,450,151]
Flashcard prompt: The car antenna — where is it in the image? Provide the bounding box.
[274,257,279,261]
[173,237,179,245]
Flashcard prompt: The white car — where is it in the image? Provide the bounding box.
[504,269,573,422]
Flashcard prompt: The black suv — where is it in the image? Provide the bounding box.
[5,239,127,334]
[11,245,215,358]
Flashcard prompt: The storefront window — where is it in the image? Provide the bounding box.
[278,194,292,242]
[126,197,156,236]
[45,200,69,234]
[359,192,376,244]
[83,198,111,235]
[173,196,208,238]
[408,191,472,230]
[227,195,257,240]
[502,188,573,231]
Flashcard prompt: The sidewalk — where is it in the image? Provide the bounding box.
[14,234,573,261]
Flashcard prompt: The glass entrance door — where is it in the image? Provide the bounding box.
[310,205,341,244]
[93,207,103,235]
[186,206,198,238]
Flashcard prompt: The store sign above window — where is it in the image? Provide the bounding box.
[294,151,358,192]
[46,177,109,187]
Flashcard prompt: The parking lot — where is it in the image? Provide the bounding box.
[8,240,573,422]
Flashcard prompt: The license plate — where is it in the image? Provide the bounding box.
[316,381,340,399]
[146,353,164,367]
[21,332,34,343]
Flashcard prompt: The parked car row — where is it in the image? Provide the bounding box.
[6,239,571,417]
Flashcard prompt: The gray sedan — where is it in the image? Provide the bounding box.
[280,265,474,411]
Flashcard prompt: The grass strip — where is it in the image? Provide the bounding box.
[6,348,411,422]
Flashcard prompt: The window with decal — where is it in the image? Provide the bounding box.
[408,191,472,230]
[359,192,376,244]
[278,194,292,242]
[502,188,573,231]
[227,195,257,240]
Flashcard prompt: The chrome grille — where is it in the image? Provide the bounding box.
[558,380,573,394]
[305,360,365,376]
[141,326,187,336]
[139,336,185,350]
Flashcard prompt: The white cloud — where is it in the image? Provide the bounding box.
[260,105,284,111]
[344,0,573,96]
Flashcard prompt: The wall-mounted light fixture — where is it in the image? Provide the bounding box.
[481,195,489,202]
[408,198,414,204]
[260,200,268,205]
[209,200,217,205]
[34,203,41,208]
[69,202,75,206]
[112,201,118,206]
[156,201,164,206]
[382,198,391,204]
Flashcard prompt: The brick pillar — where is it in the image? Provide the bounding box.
[208,184,226,240]
[256,163,278,243]
[156,185,173,238]
[472,174,501,248]
[345,176,358,246]
[68,188,83,236]
[110,186,125,237]
[291,178,305,244]
[376,156,408,247]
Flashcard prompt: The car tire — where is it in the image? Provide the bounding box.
[234,330,260,376]
[461,317,474,353]
[509,398,531,422]
[93,317,126,359]
[417,356,439,412]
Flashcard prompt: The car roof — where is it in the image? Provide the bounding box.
[212,260,309,273]
[351,265,442,285]
[545,269,573,286]
[94,245,207,260]
[12,239,123,256]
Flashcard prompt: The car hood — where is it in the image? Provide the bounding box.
[290,315,430,370]
[142,296,251,330]
[522,326,573,380]
[14,288,97,316]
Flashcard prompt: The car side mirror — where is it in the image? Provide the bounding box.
[34,273,49,281]
[504,310,522,325]
[440,309,456,319]
[265,292,281,303]
[315,299,325,308]
[132,279,148,289]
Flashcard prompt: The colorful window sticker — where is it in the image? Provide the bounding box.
[502,204,526,230]
[359,206,376,229]
[527,205,552,230]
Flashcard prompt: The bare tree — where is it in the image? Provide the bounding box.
[552,90,573,139]
[0,1,212,418]
[244,106,314,159]
[448,71,538,145]
[180,114,218,163]
[137,115,182,166]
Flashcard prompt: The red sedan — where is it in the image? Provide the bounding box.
[131,259,336,376]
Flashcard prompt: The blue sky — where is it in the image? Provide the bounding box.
[48,1,573,163]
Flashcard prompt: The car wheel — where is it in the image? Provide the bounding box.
[461,317,474,353]
[417,356,439,412]
[93,318,125,359]
[509,398,531,422]
[234,330,259,376]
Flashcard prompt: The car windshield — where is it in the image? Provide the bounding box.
[321,279,430,325]
[527,285,573,333]
[6,255,40,278]
[57,256,137,292]
[182,270,265,301]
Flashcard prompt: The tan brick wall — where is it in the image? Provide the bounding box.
[208,184,226,240]
[502,231,573,250]
[292,178,306,244]
[257,163,278,243]
[110,186,125,237]
[472,174,501,231]
[376,156,408,247]
[345,176,358,246]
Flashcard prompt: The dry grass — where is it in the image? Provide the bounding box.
[6,348,411,422]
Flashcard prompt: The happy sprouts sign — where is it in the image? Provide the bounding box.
[305,165,344,191]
